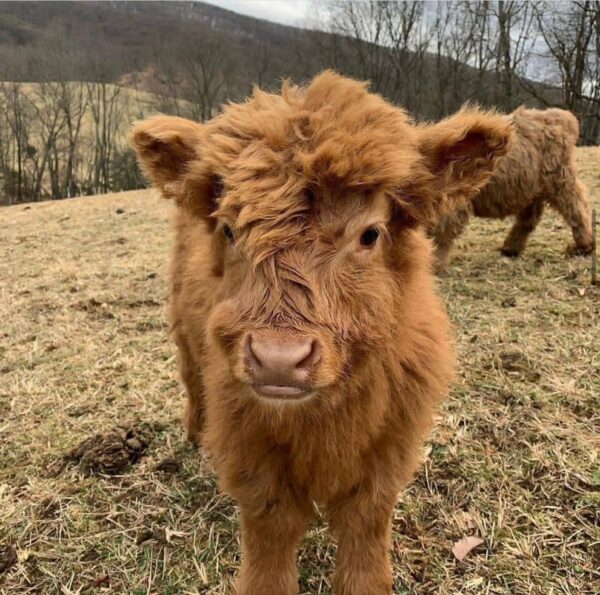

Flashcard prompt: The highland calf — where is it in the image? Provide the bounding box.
[131,72,511,594]
[430,106,594,270]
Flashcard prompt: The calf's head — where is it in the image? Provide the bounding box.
[132,72,510,405]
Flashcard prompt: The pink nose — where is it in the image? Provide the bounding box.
[246,333,320,396]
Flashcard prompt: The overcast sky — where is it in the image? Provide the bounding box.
[204,0,311,27]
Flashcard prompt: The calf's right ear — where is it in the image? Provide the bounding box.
[130,115,204,199]
[413,107,512,224]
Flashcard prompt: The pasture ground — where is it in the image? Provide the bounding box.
[1,148,599,594]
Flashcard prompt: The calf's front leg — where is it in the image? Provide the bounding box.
[328,488,397,595]
[236,495,312,595]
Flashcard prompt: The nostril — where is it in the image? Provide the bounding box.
[246,335,263,370]
[296,339,321,370]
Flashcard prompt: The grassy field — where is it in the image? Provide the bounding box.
[1,148,599,595]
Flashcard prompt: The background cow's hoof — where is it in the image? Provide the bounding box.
[500,247,521,258]
[565,242,594,256]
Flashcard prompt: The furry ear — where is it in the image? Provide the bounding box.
[414,107,512,223]
[130,115,204,198]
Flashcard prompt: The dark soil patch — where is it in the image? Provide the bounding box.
[0,544,17,573]
[497,351,541,382]
[72,298,115,320]
[153,456,180,475]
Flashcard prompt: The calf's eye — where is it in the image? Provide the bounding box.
[222,224,235,243]
[359,226,380,248]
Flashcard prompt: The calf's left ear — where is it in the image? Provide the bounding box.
[413,107,512,224]
[130,115,204,199]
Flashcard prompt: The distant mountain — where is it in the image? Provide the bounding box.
[0,1,559,123]
[0,1,310,83]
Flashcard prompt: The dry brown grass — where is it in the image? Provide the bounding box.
[1,148,599,594]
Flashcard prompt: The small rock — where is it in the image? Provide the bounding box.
[501,297,517,308]
[115,208,125,214]
[125,438,143,451]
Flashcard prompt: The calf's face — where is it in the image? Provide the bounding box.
[208,189,398,403]
[132,73,511,407]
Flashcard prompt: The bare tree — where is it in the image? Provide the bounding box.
[86,81,124,194]
[180,30,233,121]
[29,82,68,200]
[535,0,600,143]
[0,83,32,203]
[58,82,88,198]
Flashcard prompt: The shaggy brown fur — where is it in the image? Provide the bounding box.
[131,71,511,594]
[430,106,594,270]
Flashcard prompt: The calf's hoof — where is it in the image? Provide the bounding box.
[185,428,202,448]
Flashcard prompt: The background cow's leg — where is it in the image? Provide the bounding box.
[501,200,545,257]
[432,207,471,272]
[553,179,594,255]
[328,488,396,595]
[236,495,312,595]
[433,234,455,273]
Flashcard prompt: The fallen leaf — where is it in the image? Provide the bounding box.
[452,536,484,561]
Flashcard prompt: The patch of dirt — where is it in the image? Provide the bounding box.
[72,298,115,320]
[497,351,541,382]
[124,299,160,309]
[64,422,164,476]
[0,544,17,573]
[136,527,167,546]
[153,456,180,475]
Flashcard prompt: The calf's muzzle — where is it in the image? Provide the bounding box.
[245,331,321,399]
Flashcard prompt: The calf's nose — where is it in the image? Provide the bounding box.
[246,333,320,391]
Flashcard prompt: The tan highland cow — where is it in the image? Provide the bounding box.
[430,106,594,270]
[131,71,511,595]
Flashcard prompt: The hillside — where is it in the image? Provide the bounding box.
[0,1,557,115]
[0,1,310,86]
[0,148,598,593]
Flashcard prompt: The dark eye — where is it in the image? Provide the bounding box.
[359,226,380,248]
[222,224,234,243]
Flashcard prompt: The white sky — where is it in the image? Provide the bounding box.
[203,0,310,27]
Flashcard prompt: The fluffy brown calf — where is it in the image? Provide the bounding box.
[131,72,511,594]
[430,106,594,270]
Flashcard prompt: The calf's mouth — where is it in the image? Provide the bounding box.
[250,383,314,400]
